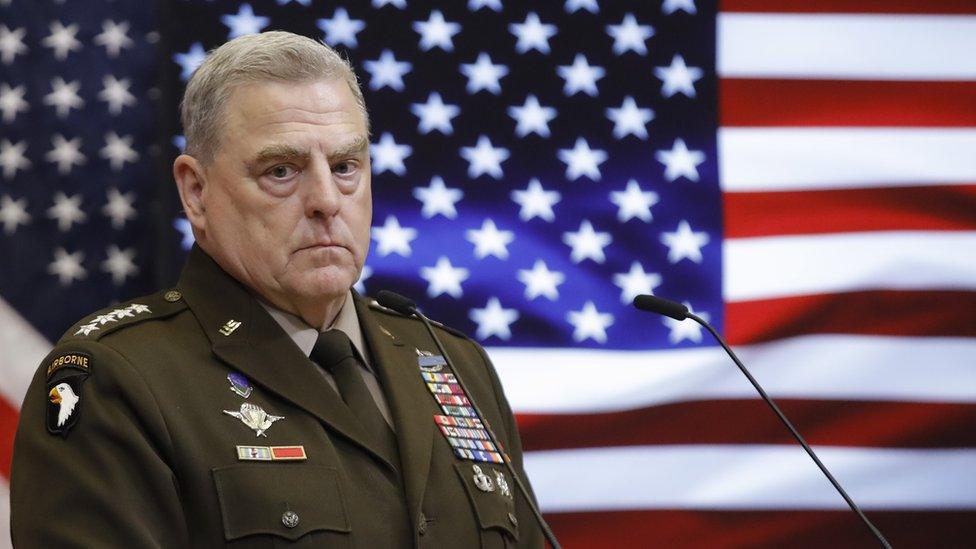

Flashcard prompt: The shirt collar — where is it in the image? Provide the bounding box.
[260,291,373,370]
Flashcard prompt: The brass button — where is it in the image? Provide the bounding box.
[281,511,300,529]
[418,512,428,535]
[508,512,518,527]
[164,289,182,302]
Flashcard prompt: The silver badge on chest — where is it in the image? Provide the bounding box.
[223,402,284,437]
[472,464,495,493]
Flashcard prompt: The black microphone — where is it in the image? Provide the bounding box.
[632,294,891,549]
[376,290,561,549]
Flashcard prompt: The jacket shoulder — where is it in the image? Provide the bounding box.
[363,296,472,341]
[58,288,189,344]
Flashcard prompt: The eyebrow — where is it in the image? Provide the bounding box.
[251,136,369,167]
[328,136,370,161]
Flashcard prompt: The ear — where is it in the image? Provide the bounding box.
[173,154,208,235]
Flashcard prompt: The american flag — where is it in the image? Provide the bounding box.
[1,0,975,547]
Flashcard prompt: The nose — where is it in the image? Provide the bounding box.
[304,163,342,219]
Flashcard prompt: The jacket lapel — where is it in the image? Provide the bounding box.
[177,247,395,470]
[355,295,434,525]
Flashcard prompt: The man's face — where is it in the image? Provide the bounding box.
[195,78,371,310]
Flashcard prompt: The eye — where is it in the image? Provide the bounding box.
[267,164,297,179]
[333,161,353,175]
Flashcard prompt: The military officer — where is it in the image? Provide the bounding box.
[11,31,543,548]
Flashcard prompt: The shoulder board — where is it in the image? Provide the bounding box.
[61,288,188,343]
[366,299,471,340]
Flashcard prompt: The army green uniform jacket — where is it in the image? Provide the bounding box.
[12,247,543,548]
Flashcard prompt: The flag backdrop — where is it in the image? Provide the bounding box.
[2,0,976,547]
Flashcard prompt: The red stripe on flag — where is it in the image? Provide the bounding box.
[719,0,976,14]
[518,400,976,451]
[546,509,976,549]
[720,80,976,127]
[726,290,976,344]
[0,394,19,481]
[724,185,976,238]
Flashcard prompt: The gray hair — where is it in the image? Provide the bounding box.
[180,31,368,163]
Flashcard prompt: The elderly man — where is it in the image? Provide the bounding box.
[12,32,543,548]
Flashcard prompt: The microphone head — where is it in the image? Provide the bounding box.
[376,290,418,316]
[633,294,689,321]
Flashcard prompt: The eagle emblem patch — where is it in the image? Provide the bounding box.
[45,352,91,437]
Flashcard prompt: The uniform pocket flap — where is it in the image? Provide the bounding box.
[453,462,519,541]
[213,464,351,542]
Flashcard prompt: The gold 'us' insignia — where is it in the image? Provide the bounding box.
[219,319,242,336]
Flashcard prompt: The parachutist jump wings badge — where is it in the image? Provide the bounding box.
[223,403,284,437]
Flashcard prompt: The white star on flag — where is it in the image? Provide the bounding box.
[103,188,137,229]
[371,133,412,175]
[518,260,565,301]
[461,53,509,95]
[509,13,557,54]
[173,42,206,81]
[173,218,195,250]
[411,92,460,135]
[655,54,704,98]
[660,220,709,264]
[511,178,560,222]
[467,219,515,260]
[374,0,406,8]
[508,95,557,138]
[413,176,463,219]
[420,256,470,298]
[566,301,614,343]
[565,0,599,14]
[607,14,654,55]
[94,20,134,58]
[469,297,519,341]
[49,248,87,286]
[102,245,139,285]
[101,132,140,171]
[609,179,659,222]
[0,139,31,179]
[563,220,612,263]
[0,194,30,234]
[317,8,366,48]
[414,10,461,52]
[98,75,137,115]
[663,0,697,15]
[221,4,270,39]
[613,262,662,304]
[47,192,87,232]
[371,215,417,257]
[557,54,605,97]
[364,50,412,91]
[558,137,607,181]
[0,83,29,122]
[655,138,705,182]
[663,302,709,344]
[606,96,654,140]
[42,21,82,60]
[44,77,85,118]
[0,25,28,64]
[468,0,502,12]
[46,134,86,175]
[460,135,509,179]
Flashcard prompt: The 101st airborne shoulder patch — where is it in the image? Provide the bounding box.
[45,352,91,437]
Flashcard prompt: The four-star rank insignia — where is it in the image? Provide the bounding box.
[45,352,92,437]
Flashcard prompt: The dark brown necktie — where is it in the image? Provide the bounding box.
[311,330,398,466]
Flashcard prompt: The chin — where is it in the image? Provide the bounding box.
[291,268,356,299]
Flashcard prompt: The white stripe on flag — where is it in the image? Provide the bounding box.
[717,14,976,80]
[723,231,976,301]
[0,298,50,408]
[0,481,10,549]
[526,445,976,512]
[489,335,976,414]
[718,128,976,192]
